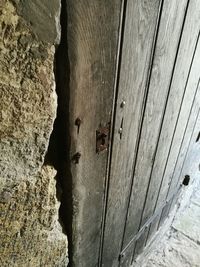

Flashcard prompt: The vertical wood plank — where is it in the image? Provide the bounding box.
[119,243,136,267]
[178,111,200,180]
[146,217,159,245]
[170,103,200,193]
[148,86,200,241]
[157,199,173,229]
[168,85,200,195]
[160,108,200,227]
[123,0,188,248]
[166,116,200,220]
[66,1,121,266]
[132,230,149,261]
[155,35,200,214]
[140,0,200,227]
[101,1,161,266]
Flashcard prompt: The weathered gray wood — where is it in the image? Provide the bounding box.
[123,0,188,248]
[168,84,200,195]
[117,182,180,264]
[148,86,200,241]
[133,230,149,261]
[157,199,172,229]
[146,216,159,246]
[66,1,121,266]
[155,36,200,214]
[160,108,200,226]
[170,106,200,192]
[119,242,136,267]
[101,1,161,266]
[170,108,200,204]
[140,0,200,228]
[178,110,200,180]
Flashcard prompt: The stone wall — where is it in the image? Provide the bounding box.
[0,1,68,266]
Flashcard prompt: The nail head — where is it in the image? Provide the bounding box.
[120,100,126,108]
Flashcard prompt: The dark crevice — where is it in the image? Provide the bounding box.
[196,131,200,142]
[44,0,73,266]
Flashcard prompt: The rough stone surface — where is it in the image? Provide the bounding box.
[11,0,61,44]
[134,174,200,267]
[143,230,200,267]
[173,201,200,244]
[0,1,68,266]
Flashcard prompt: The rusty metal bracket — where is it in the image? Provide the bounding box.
[96,125,109,153]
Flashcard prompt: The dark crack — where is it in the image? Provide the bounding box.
[44,0,73,265]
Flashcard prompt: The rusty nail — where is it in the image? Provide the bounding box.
[75,118,82,134]
[75,117,82,126]
[72,152,81,164]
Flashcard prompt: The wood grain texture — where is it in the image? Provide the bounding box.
[140,0,200,228]
[146,215,160,246]
[123,0,188,248]
[119,243,136,267]
[101,1,161,266]
[170,100,200,193]
[167,49,200,197]
[155,34,200,214]
[178,110,200,180]
[160,107,200,227]
[66,1,121,266]
[148,86,200,241]
[157,199,172,229]
[133,230,149,261]
[165,108,200,222]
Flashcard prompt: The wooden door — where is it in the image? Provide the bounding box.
[101,0,200,266]
[65,0,200,266]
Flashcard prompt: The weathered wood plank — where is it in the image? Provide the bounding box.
[101,1,161,266]
[66,1,121,266]
[148,86,200,241]
[171,109,200,192]
[146,216,159,246]
[155,36,200,214]
[119,195,173,265]
[133,230,149,261]
[160,108,200,227]
[157,199,172,229]
[178,110,200,181]
[168,87,200,195]
[171,109,200,199]
[140,0,200,228]
[119,243,136,267]
[123,0,188,248]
